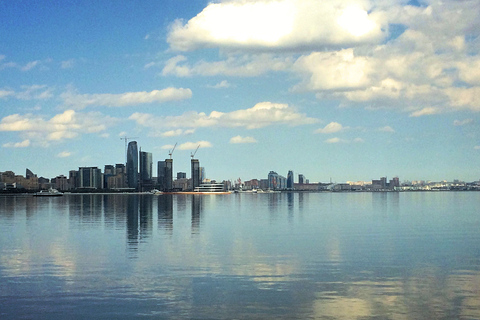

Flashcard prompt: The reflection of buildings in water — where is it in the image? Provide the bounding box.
[191,195,202,234]
[126,195,139,251]
[69,194,103,224]
[0,196,16,219]
[139,195,153,239]
[372,192,400,217]
[287,192,294,220]
[176,194,187,213]
[25,196,38,219]
[126,195,154,253]
[103,194,128,229]
[158,195,173,231]
[298,192,305,211]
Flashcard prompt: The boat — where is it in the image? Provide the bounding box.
[34,188,63,197]
[150,189,163,195]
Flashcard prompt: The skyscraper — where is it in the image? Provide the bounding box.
[157,159,173,191]
[165,159,173,190]
[191,159,200,190]
[298,174,305,184]
[287,170,294,190]
[78,167,102,189]
[139,150,153,184]
[126,141,138,189]
[157,161,166,190]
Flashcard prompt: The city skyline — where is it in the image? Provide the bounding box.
[1,0,480,182]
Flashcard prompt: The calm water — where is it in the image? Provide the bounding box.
[1,192,479,319]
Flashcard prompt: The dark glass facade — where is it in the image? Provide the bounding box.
[191,159,200,190]
[126,141,138,189]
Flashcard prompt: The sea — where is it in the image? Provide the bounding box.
[0,192,479,320]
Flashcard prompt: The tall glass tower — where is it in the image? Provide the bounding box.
[139,151,152,183]
[126,141,138,189]
[287,170,294,190]
[191,159,200,190]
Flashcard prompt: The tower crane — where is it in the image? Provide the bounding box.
[168,142,177,159]
[190,145,200,159]
[120,136,138,164]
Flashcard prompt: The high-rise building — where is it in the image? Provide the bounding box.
[177,172,186,180]
[165,159,173,190]
[200,167,206,183]
[139,150,153,186]
[191,159,200,190]
[69,170,78,189]
[126,141,138,189]
[157,161,166,190]
[157,159,173,191]
[268,171,287,190]
[298,174,305,184]
[287,170,294,190]
[78,167,102,189]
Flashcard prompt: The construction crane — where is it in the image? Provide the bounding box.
[190,145,200,159]
[120,136,138,164]
[168,142,177,159]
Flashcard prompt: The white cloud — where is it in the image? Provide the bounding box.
[293,49,373,92]
[453,119,474,126]
[167,0,386,51]
[57,151,71,158]
[325,137,364,144]
[2,139,30,148]
[207,80,231,89]
[129,102,318,133]
[177,141,212,150]
[161,129,195,137]
[229,136,257,144]
[0,89,15,99]
[315,122,344,134]
[0,110,117,145]
[61,87,192,109]
[325,137,347,144]
[0,85,53,101]
[61,59,75,69]
[160,144,175,150]
[409,107,439,117]
[20,60,40,71]
[378,126,395,132]
[162,54,293,77]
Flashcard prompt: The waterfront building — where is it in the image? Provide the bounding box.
[287,170,294,190]
[139,150,153,190]
[165,159,173,190]
[298,174,305,185]
[177,172,186,180]
[78,167,103,189]
[126,141,138,189]
[54,175,69,191]
[0,170,39,190]
[268,171,287,190]
[157,161,166,190]
[200,167,206,183]
[194,182,226,192]
[191,159,200,190]
[157,159,173,191]
[173,178,189,191]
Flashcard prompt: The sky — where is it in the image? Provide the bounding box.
[1,0,479,183]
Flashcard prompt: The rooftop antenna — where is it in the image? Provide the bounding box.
[190,144,200,159]
[120,136,138,164]
[168,142,177,159]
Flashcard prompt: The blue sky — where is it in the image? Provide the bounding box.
[1,0,479,183]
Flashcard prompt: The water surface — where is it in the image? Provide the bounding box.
[1,192,479,319]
